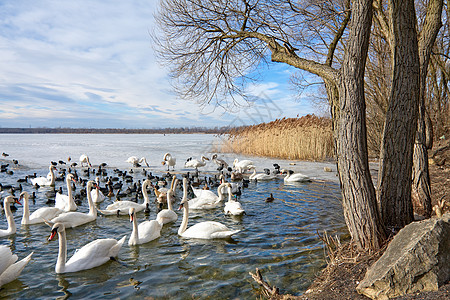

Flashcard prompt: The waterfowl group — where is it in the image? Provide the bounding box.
[0,152,317,289]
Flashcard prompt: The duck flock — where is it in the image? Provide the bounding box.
[0,152,312,290]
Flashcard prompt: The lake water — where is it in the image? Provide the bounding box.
[0,134,346,299]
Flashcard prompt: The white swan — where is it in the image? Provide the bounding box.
[0,245,33,288]
[248,167,276,181]
[162,153,176,170]
[139,157,150,167]
[20,191,64,225]
[126,156,139,166]
[177,178,240,239]
[48,222,125,274]
[49,181,98,228]
[128,207,162,246]
[223,184,245,216]
[211,153,229,168]
[156,187,178,224]
[188,181,227,210]
[79,154,92,167]
[91,178,105,203]
[30,165,56,186]
[281,169,310,182]
[0,196,20,238]
[55,173,77,212]
[233,159,254,173]
[98,179,152,216]
[126,156,149,167]
[184,155,209,170]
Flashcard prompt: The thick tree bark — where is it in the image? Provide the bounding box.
[377,0,420,232]
[336,0,385,250]
[411,0,443,218]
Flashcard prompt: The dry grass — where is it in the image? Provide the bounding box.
[219,115,334,161]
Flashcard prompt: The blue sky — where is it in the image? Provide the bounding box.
[0,1,320,129]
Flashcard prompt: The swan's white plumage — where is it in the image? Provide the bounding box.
[248,167,276,180]
[184,155,209,170]
[162,153,176,170]
[55,173,77,211]
[178,178,240,239]
[156,185,178,224]
[91,186,105,203]
[0,245,33,287]
[281,169,310,182]
[223,184,245,215]
[50,181,97,228]
[98,179,152,215]
[79,154,92,167]
[0,196,20,237]
[128,207,162,245]
[188,183,227,210]
[126,156,149,167]
[126,156,138,165]
[49,223,125,273]
[30,165,56,186]
[232,159,254,173]
[20,191,64,225]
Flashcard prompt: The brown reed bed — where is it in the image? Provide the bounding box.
[218,114,334,161]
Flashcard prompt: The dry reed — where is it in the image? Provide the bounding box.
[219,115,334,161]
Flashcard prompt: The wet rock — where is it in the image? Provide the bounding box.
[357,213,450,299]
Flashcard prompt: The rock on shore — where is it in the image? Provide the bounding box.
[357,213,450,299]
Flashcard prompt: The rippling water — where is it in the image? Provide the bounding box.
[0,134,346,299]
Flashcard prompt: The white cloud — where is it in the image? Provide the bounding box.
[0,0,315,129]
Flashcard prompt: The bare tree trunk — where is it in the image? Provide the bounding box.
[377,0,420,232]
[411,0,443,218]
[337,0,385,250]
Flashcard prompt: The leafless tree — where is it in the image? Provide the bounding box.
[153,0,439,250]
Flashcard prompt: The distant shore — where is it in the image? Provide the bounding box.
[0,127,231,134]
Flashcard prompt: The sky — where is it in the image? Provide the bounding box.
[0,1,321,129]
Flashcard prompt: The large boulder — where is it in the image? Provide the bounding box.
[356,213,450,299]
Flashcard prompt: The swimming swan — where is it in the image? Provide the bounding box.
[30,165,56,186]
[91,178,105,203]
[0,196,21,238]
[55,173,77,212]
[0,245,33,288]
[223,184,245,216]
[128,207,163,246]
[20,191,64,225]
[188,182,227,210]
[98,179,152,216]
[156,184,178,224]
[248,167,276,181]
[49,181,98,228]
[48,222,125,273]
[177,178,240,239]
[281,169,310,182]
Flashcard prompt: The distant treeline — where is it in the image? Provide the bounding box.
[0,127,234,134]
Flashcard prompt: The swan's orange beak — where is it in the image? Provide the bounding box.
[48,228,57,241]
[178,203,184,210]
[14,198,22,205]
[130,214,134,222]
